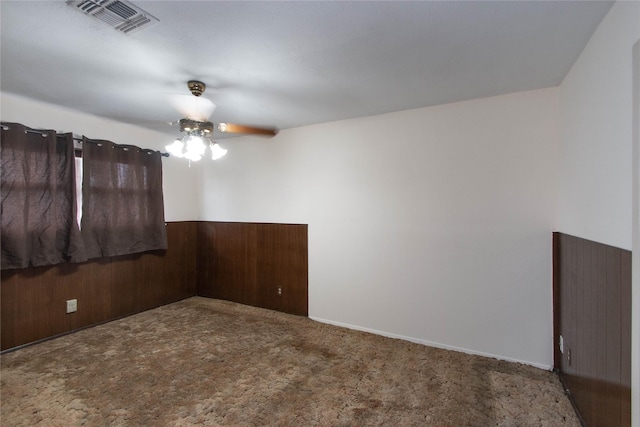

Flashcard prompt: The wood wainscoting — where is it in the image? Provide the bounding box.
[1,221,308,351]
[1,222,198,351]
[196,222,308,316]
[553,232,631,426]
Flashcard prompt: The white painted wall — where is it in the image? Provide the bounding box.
[200,87,559,368]
[0,92,201,221]
[558,1,640,251]
[558,3,640,424]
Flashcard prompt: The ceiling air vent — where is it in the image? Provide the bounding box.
[67,0,159,35]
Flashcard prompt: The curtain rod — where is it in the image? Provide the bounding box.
[1,125,170,157]
[73,137,170,158]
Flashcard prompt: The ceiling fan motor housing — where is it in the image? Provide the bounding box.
[179,118,213,134]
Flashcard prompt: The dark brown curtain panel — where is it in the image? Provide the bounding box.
[1,123,86,269]
[81,138,167,259]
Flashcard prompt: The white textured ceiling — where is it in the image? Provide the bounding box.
[0,1,613,137]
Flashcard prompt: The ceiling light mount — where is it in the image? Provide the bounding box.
[187,80,206,97]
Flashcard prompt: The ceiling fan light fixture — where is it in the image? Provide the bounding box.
[210,141,228,160]
[185,135,207,158]
[165,139,185,158]
[184,148,203,162]
[167,80,272,163]
[165,131,227,162]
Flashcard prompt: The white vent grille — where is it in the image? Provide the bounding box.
[67,0,159,35]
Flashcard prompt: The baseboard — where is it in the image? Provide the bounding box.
[309,316,553,371]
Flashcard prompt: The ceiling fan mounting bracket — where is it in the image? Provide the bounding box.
[187,80,206,97]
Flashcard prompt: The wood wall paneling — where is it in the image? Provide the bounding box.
[553,233,561,370]
[619,251,631,427]
[197,222,258,305]
[1,222,197,351]
[1,260,113,350]
[605,245,622,426]
[196,222,308,316]
[195,221,216,298]
[166,221,198,299]
[2,220,308,351]
[256,224,308,316]
[553,232,631,427]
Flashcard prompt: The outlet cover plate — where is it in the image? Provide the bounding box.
[66,299,77,313]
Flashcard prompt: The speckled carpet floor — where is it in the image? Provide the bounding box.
[1,296,579,426]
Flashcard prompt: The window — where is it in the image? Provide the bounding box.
[0,123,86,269]
[0,123,167,269]
[80,138,167,259]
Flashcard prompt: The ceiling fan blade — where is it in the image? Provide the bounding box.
[218,123,277,136]
[169,94,216,121]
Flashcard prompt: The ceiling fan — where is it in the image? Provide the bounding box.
[165,80,277,161]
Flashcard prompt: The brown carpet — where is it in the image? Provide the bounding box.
[1,297,579,426]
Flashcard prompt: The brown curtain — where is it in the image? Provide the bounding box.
[81,137,167,259]
[1,123,86,269]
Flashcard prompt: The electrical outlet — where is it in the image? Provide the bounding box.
[277,286,282,296]
[559,335,564,354]
[66,299,77,313]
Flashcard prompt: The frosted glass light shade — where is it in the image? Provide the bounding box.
[185,136,206,157]
[167,134,227,161]
[210,142,228,160]
[165,139,185,158]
